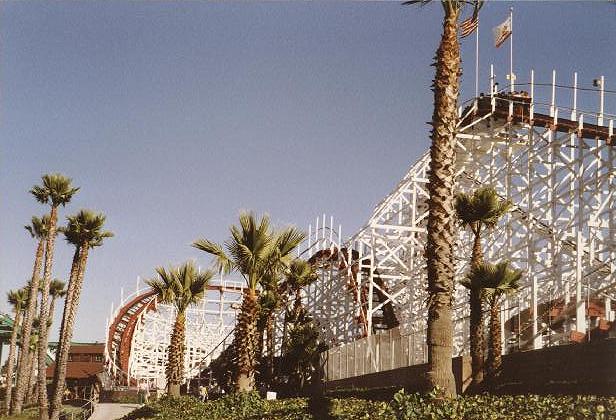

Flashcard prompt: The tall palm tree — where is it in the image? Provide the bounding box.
[30,173,79,420]
[47,280,67,333]
[404,0,483,396]
[12,215,50,414]
[193,212,305,392]
[146,262,213,397]
[3,288,28,415]
[456,187,511,388]
[49,210,112,420]
[466,261,521,384]
[24,328,40,406]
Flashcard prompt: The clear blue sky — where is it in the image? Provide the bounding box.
[1,1,615,343]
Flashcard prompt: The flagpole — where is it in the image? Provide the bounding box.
[509,7,514,92]
[475,18,479,98]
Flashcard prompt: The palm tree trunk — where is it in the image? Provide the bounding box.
[265,313,275,387]
[12,238,45,414]
[47,297,57,335]
[3,308,23,415]
[49,247,88,420]
[25,349,37,405]
[37,206,59,420]
[469,229,485,389]
[425,3,460,398]
[166,311,186,397]
[487,297,502,384]
[235,289,258,392]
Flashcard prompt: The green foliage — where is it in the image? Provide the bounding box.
[121,391,616,420]
[30,173,79,208]
[389,390,616,420]
[61,209,113,249]
[146,262,213,313]
[276,312,326,392]
[455,187,512,234]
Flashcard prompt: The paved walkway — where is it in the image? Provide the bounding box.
[89,403,141,420]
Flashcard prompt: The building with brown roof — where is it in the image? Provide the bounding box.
[46,342,105,399]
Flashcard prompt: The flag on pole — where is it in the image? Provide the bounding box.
[459,15,478,38]
[493,16,512,48]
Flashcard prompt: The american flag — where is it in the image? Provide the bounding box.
[459,16,478,38]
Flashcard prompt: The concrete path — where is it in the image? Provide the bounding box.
[89,403,141,420]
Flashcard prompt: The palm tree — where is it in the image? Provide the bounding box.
[49,210,112,420]
[466,261,521,384]
[47,280,67,332]
[256,279,281,388]
[146,262,213,397]
[456,187,511,388]
[193,212,305,392]
[404,0,483,396]
[30,173,79,420]
[284,259,317,322]
[12,215,50,414]
[3,288,28,415]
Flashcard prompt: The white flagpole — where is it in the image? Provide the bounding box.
[475,18,480,98]
[509,7,514,92]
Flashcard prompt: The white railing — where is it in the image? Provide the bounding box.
[321,327,427,382]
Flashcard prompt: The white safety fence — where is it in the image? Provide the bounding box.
[322,327,427,382]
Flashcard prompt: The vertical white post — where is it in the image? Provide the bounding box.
[330,216,334,243]
[575,122,586,334]
[598,75,605,126]
[550,70,556,117]
[120,287,124,305]
[509,7,514,92]
[571,72,578,121]
[308,224,312,251]
[475,21,479,98]
[490,64,495,95]
[322,214,326,241]
[315,217,319,247]
[530,69,535,121]
[605,297,612,322]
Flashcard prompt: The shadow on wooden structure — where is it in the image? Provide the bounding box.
[324,338,616,396]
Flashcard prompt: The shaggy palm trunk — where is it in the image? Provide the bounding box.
[235,289,259,392]
[49,246,89,420]
[487,296,502,384]
[12,238,45,414]
[37,206,59,420]
[265,314,275,387]
[25,349,37,405]
[3,307,23,415]
[469,228,484,389]
[166,311,186,397]
[425,4,460,397]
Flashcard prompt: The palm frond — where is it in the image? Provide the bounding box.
[192,239,234,275]
[147,262,212,312]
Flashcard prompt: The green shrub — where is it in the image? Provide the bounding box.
[389,390,616,420]
[122,391,616,420]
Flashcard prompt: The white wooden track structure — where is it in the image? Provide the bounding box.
[305,68,615,380]
[105,67,615,386]
[104,279,243,389]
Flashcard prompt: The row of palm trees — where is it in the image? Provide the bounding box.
[142,212,315,397]
[456,187,522,390]
[4,173,112,420]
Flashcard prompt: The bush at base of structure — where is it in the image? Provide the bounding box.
[389,390,615,419]
[121,390,616,420]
